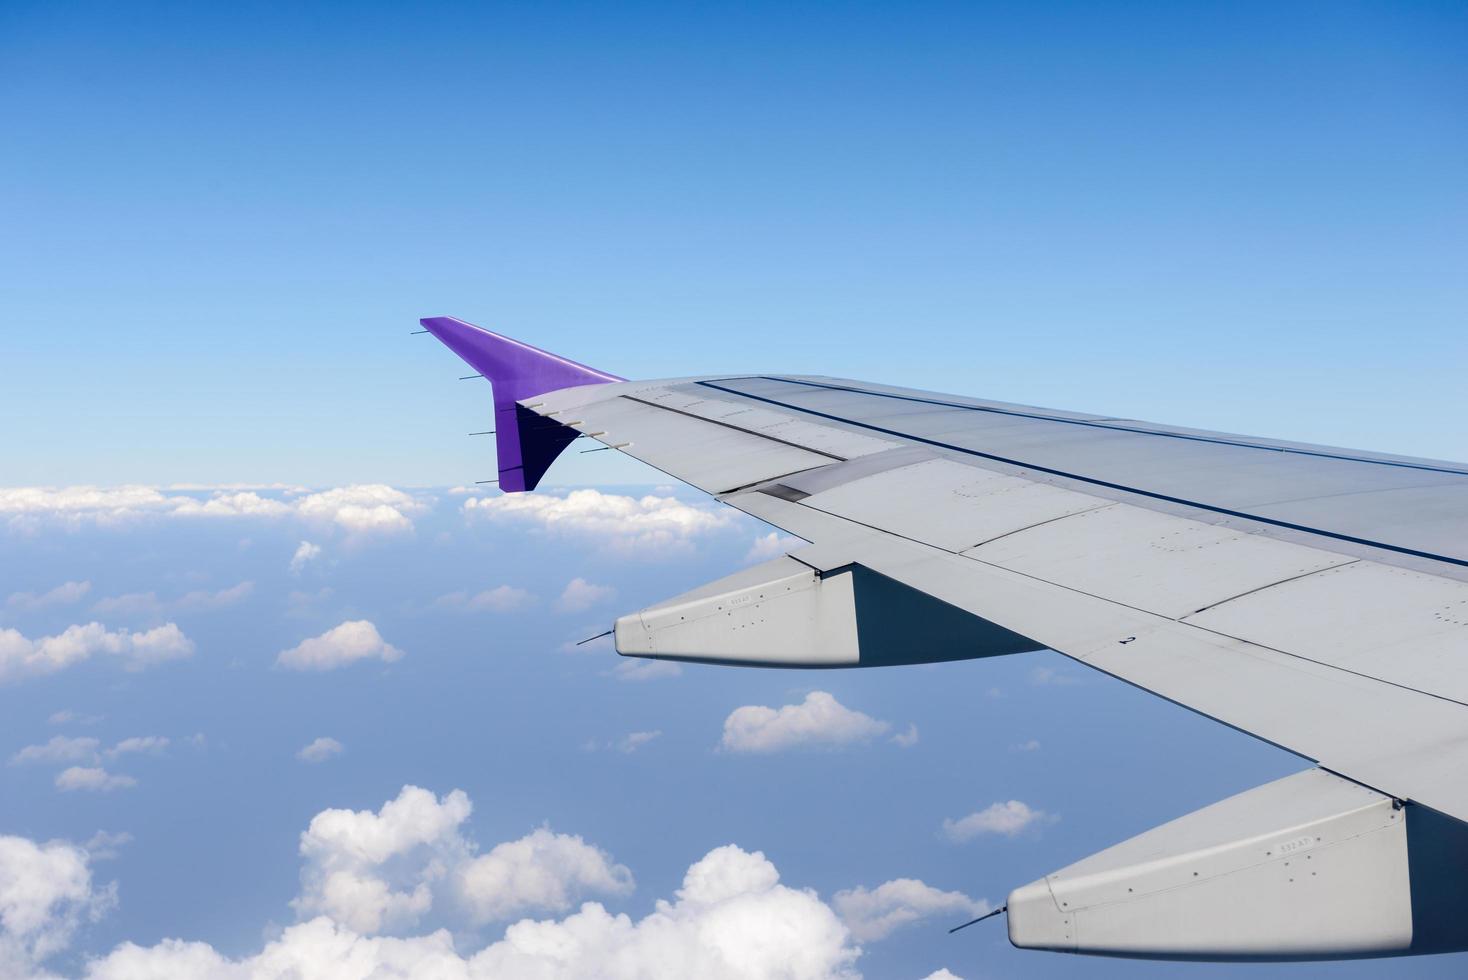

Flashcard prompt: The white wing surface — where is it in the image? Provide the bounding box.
[422,316,1468,962]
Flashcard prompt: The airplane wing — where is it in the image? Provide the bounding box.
[421,315,1468,962]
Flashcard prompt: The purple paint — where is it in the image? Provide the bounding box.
[420,316,621,492]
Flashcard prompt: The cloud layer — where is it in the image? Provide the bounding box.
[86,840,858,980]
[0,784,987,978]
[463,489,736,553]
[0,484,426,537]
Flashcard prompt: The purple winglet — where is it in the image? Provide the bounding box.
[421,316,622,492]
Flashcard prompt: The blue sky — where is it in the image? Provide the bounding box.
[1,1,1466,977]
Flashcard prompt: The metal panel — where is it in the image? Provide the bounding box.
[701,375,1468,566]
[799,458,1109,552]
[1184,561,1468,706]
[548,395,834,494]
[967,503,1356,619]
[656,383,898,459]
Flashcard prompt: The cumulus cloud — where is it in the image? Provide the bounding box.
[86,842,860,979]
[291,786,638,938]
[720,692,894,754]
[12,786,902,979]
[920,971,966,980]
[0,484,427,537]
[832,879,987,942]
[744,531,803,563]
[463,489,736,554]
[555,578,615,613]
[10,736,102,766]
[0,622,193,684]
[5,581,91,613]
[91,581,253,618]
[457,828,634,923]
[55,767,137,793]
[890,724,920,749]
[434,586,534,613]
[289,541,322,574]
[297,737,344,764]
[0,833,115,976]
[276,621,403,672]
[293,785,473,934]
[942,801,1053,841]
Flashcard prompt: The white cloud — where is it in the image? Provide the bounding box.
[583,730,663,754]
[920,971,966,980]
[942,801,1053,841]
[609,658,682,682]
[169,491,292,519]
[16,786,867,979]
[0,833,115,976]
[277,621,403,672]
[720,691,892,754]
[890,724,919,749]
[0,622,193,684]
[289,541,323,574]
[86,845,859,979]
[55,767,137,793]
[0,485,193,529]
[744,531,802,563]
[0,484,427,537]
[104,736,168,759]
[297,737,344,764]
[293,785,473,934]
[555,578,615,613]
[82,832,132,862]
[292,785,638,938]
[434,585,534,613]
[10,736,101,766]
[92,582,253,618]
[47,710,103,726]
[296,485,426,536]
[15,735,168,768]
[463,488,737,554]
[5,581,91,613]
[457,827,634,923]
[832,878,987,942]
[619,730,661,753]
[1030,665,1082,686]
